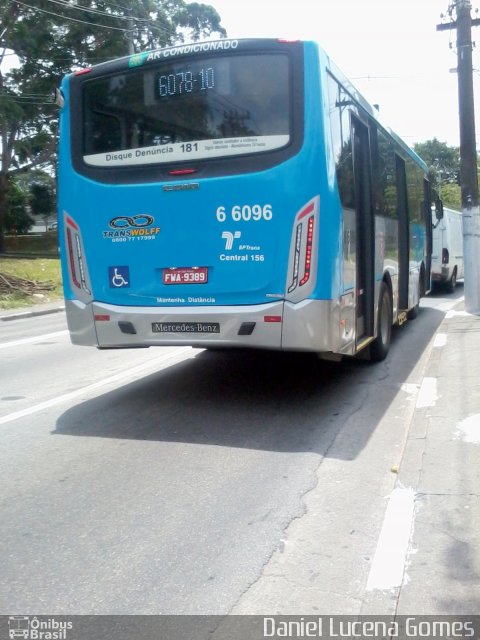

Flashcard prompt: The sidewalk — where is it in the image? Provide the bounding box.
[393,298,480,614]
[361,296,480,615]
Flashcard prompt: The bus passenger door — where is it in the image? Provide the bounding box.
[352,117,374,343]
[423,178,433,292]
[396,156,409,310]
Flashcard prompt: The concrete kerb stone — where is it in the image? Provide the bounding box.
[0,302,65,322]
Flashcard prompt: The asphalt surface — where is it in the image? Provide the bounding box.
[0,291,478,617]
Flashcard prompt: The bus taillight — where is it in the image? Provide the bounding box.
[65,216,92,299]
[66,227,81,290]
[299,216,314,286]
[286,196,320,302]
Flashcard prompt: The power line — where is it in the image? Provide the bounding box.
[13,0,132,32]
[94,0,139,15]
[19,0,176,39]
[44,0,175,35]
[44,0,133,21]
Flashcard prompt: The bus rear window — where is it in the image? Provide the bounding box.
[82,54,291,167]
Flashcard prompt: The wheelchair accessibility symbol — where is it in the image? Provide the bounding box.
[109,266,130,288]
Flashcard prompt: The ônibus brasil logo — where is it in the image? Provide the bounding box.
[8,616,73,640]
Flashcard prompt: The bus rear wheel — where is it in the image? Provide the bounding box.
[370,282,393,362]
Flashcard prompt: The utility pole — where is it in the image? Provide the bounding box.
[126,9,135,55]
[437,0,480,313]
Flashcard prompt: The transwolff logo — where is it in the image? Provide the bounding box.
[8,616,73,640]
[102,214,160,241]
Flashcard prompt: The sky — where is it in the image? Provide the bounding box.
[189,0,480,149]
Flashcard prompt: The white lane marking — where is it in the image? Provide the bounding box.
[0,330,69,350]
[455,414,480,444]
[433,333,447,348]
[366,487,416,591]
[0,347,195,426]
[416,377,438,409]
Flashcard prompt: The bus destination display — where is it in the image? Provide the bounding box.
[156,65,215,99]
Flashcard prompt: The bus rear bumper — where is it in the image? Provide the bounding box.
[67,299,285,349]
[65,297,353,354]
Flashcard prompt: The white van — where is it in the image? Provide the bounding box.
[431,207,464,292]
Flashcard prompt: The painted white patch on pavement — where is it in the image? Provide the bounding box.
[416,377,438,408]
[400,383,420,396]
[366,487,416,591]
[455,414,480,444]
[433,333,447,348]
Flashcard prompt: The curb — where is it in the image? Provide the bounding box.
[0,305,65,322]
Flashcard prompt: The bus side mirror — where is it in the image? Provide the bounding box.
[54,88,65,108]
[435,198,444,221]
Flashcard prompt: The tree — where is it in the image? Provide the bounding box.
[4,178,34,234]
[438,183,461,210]
[0,0,226,251]
[414,138,462,210]
[30,180,55,223]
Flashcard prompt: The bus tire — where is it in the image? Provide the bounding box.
[370,282,393,362]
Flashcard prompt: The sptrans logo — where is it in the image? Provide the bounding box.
[8,616,73,640]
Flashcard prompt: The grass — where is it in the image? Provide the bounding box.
[0,257,63,310]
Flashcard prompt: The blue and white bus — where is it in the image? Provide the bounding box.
[57,38,432,361]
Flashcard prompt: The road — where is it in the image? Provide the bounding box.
[0,288,466,615]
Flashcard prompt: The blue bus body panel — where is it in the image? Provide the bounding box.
[58,43,342,310]
[57,39,430,353]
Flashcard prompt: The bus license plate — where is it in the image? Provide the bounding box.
[163,267,208,285]
[152,322,220,334]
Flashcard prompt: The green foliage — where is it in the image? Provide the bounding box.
[4,180,34,234]
[413,138,460,189]
[439,183,461,210]
[30,181,56,218]
[0,0,227,251]
[413,138,467,210]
